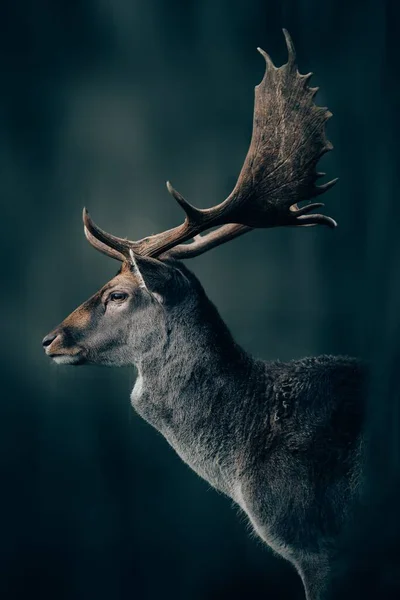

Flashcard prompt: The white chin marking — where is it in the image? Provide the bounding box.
[52,355,80,365]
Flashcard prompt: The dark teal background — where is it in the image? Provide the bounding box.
[1,1,399,598]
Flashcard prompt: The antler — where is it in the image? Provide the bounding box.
[83,29,337,263]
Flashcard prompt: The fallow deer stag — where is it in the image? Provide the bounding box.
[43,30,366,600]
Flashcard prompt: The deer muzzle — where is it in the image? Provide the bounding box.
[42,328,85,365]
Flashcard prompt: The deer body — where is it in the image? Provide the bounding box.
[128,262,365,598]
[42,31,362,599]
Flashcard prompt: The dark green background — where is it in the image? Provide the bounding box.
[1,1,399,598]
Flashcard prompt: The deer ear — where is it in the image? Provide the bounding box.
[129,250,149,291]
[128,250,177,299]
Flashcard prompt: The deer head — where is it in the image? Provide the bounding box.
[42,30,337,366]
[42,254,194,366]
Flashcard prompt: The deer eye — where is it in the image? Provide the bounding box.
[109,291,128,303]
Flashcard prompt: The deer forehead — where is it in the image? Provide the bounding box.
[106,269,143,290]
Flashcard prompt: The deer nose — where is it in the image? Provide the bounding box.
[42,332,58,348]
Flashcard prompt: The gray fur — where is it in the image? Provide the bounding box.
[126,261,365,599]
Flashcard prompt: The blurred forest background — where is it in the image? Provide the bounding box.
[0,0,399,598]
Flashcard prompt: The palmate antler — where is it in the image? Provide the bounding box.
[83,29,337,262]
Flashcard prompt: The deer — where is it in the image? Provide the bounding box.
[42,30,366,600]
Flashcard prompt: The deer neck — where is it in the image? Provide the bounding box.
[130,298,259,494]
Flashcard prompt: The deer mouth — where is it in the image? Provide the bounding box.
[51,353,84,365]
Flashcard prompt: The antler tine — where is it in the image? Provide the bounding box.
[83,30,337,263]
[83,208,131,260]
[83,213,127,262]
[296,213,337,228]
[257,47,276,71]
[166,181,206,226]
[314,178,339,196]
[163,224,252,260]
[282,28,296,67]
